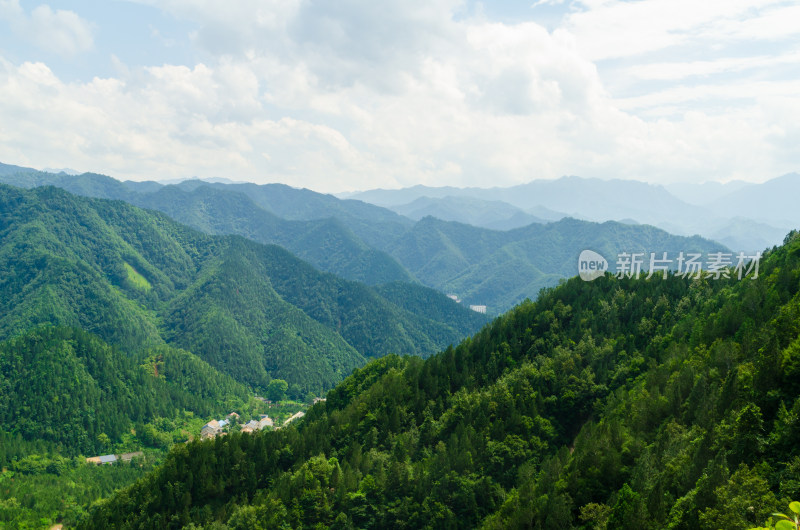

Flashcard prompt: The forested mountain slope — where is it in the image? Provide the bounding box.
[135,184,416,285]
[0,166,729,313]
[0,167,417,286]
[0,184,486,396]
[387,216,728,310]
[0,326,249,456]
[177,180,415,249]
[81,230,800,530]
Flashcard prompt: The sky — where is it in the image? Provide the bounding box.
[0,0,798,192]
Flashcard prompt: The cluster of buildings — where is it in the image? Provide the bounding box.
[199,396,324,440]
[242,415,273,433]
[447,294,487,314]
[87,406,312,461]
[200,412,275,439]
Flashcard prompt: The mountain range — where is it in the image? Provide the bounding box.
[389,195,550,231]
[0,163,733,313]
[345,173,800,252]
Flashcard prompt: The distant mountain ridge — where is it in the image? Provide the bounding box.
[0,165,415,286]
[390,195,550,230]
[134,185,417,286]
[0,162,748,311]
[348,174,800,252]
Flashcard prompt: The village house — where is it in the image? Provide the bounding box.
[86,451,144,465]
[239,415,274,434]
[202,413,274,438]
[86,454,117,465]
[201,418,227,439]
[200,427,215,439]
[243,420,259,432]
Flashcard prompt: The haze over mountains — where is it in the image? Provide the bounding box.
[0,162,732,312]
[390,195,550,231]
[346,173,800,252]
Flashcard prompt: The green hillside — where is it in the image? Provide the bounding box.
[0,325,258,527]
[0,167,417,286]
[159,238,365,392]
[0,181,487,526]
[0,326,248,456]
[80,230,800,529]
[387,216,729,310]
[184,181,415,249]
[135,184,416,286]
[0,184,486,397]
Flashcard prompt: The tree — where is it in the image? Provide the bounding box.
[607,484,645,529]
[701,464,778,529]
[267,379,289,402]
[97,433,111,451]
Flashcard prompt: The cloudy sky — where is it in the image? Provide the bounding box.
[0,0,798,192]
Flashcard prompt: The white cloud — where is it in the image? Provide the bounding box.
[559,0,790,61]
[625,51,800,81]
[699,3,800,41]
[532,0,567,6]
[1,0,799,190]
[0,1,93,56]
[0,0,22,18]
[0,56,384,189]
[27,5,94,56]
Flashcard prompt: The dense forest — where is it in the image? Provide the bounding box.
[0,326,249,455]
[80,230,800,529]
[0,183,486,397]
[0,169,792,528]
